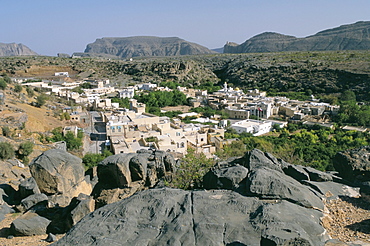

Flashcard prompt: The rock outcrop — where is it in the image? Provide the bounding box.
[224,21,370,53]
[55,149,364,245]
[54,188,330,246]
[1,147,368,245]
[0,42,38,57]
[333,146,370,183]
[93,149,176,208]
[29,149,92,206]
[83,36,216,58]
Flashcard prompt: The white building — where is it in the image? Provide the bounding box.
[55,72,69,77]
[231,119,272,136]
[119,87,135,98]
[139,83,157,91]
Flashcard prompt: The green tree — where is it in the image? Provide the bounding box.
[14,84,22,93]
[35,94,48,107]
[340,90,356,102]
[2,126,11,137]
[0,142,15,160]
[0,78,7,90]
[26,86,35,97]
[51,127,64,142]
[82,149,112,170]
[64,131,82,150]
[170,149,215,190]
[2,73,11,84]
[17,141,34,164]
[18,141,34,157]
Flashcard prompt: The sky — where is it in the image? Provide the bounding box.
[1,0,369,56]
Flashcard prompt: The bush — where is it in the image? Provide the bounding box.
[169,149,215,190]
[0,142,15,160]
[35,94,48,107]
[2,126,11,137]
[82,149,112,170]
[0,78,7,90]
[26,86,34,97]
[14,84,22,93]
[18,141,34,157]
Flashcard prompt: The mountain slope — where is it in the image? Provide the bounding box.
[224,21,370,53]
[0,43,38,57]
[83,36,216,58]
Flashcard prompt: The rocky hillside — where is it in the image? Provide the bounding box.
[0,43,38,57]
[83,36,216,58]
[2,50,370,101]
[224,21,370,53]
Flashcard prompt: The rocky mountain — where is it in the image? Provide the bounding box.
[0,43,38,57]
[83,36,216,58]
[224,21,370,53]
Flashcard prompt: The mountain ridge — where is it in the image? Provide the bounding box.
[83,36,216,58]
[224,21,370,53]
[0,42,38,57]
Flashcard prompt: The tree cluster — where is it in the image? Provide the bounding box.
[50,127,84,151]
[219,124,369,171]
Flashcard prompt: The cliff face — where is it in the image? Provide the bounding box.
[224,21,370,53]
[83,36,216,58]
[0,43,38,57]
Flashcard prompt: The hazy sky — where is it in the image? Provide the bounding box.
[2,0,369,56]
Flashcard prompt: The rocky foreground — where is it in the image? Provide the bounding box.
[1,146,370,245]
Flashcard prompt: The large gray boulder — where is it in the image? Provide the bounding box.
[29,149,92,206]
[10,212,50,236]
[18,177,40,200]
[97,153,137,188]
[55,188,329,246]
[94,150,176,206]
[69,193,95,226]
[17,193,48,212]
[203,164,249,191]
[333,146,370,183]
[239,149,283,172]
[247,167,324,210]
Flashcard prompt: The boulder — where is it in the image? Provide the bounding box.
[17,193,48,212]
[69,193,95,226]
[333,146,370,183]
[360,181,370,202]
[18,177,40,200]
[240,149,283,172]
[10,212,50,236]
[247,167,324,210]
[0,184,17,206]
[303,166,333,182]
[97,153,137,187]
[29,149,92,206]
[303,181,360,200]
[0,203,13,223]
[203,164,249,191]
[282,164,310,182]
[55,188,329,246]
[94,181,143,208]
[95,150,176,204]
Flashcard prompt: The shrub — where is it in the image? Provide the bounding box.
[2,126,11,137]
[18,141,34,157]
[0,142,15,160]
[169,149,215,190]
[14,84,22,93]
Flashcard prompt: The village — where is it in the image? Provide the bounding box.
[10,73,357,159]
